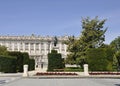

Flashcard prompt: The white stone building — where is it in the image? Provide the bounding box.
[0,35,68,71]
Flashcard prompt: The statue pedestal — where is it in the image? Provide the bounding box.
[53,46,59,49]
[23,65,29,77]
[52,46,59,52]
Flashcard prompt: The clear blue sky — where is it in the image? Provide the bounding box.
[0,0,120,44]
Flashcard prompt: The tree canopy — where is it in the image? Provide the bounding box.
[110,36,120,70]
[65,17,107,67]
[110,36,120,52]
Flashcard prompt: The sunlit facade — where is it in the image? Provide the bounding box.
[0,35,68,71]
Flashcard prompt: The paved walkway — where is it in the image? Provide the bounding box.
[1,71,120,86]
[1,78,120,86]
[0,77,21,86]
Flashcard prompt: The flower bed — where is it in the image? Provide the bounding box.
[89,72,120,75]
[36,72,78,76]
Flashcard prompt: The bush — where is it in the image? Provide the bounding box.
[23,52,29,65]
[0,55,17,73]
[8,52,35,72]
[29,59,35,71]
[48,50,65,71]
[114,51,120,71]
[64,67,83,72]
[8,52,24,72]
[86,48,113,71]
[105,47,114,71]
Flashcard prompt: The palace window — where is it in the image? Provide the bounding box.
[41,43,44,50]
[14,43,18,51]
[61,44,65,51]
[19,43,23,50]
[30,43,34,50]
[25,43,29,50]
[36,43,39,51]
[8,42,12,50]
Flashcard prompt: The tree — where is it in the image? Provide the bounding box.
[110,36,120,52]
[65,36,78,64]
[113,51,120,71]
[81,17,107,48]
[66,17,107,68]
[110,37,120,70]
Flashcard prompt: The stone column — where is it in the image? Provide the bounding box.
[23,65,29,77]
[84,64,89,76]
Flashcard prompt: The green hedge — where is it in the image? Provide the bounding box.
[23,52,30,65]
[0,55,17,73]
[64,67,83,72]
[86,48,113,71]
[48,50,65,71]
[8,52,35,72]
[29,59,35,71]
[8,52,23,72]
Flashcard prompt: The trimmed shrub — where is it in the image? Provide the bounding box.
[48,50,65,71]
[23,52,29,65]
[105,47,114,71]
[114,51,120,71]
[29,59,35,71]
[86,48,112,71]
[8,52,24,72]
[8,52,35,72]
[64,67,83,72]
[0,55,17,73]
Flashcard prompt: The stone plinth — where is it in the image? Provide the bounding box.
[84,64,89,76]
[23,65,29,77]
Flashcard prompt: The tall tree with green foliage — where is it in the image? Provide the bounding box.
[110,36,120,52]
[65,36,78,64]
[66,17,107,68]
[110,36,120,70]
[113,51,120,70]
[80,17,107,48]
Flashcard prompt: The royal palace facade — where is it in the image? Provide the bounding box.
[0,35,68,71]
